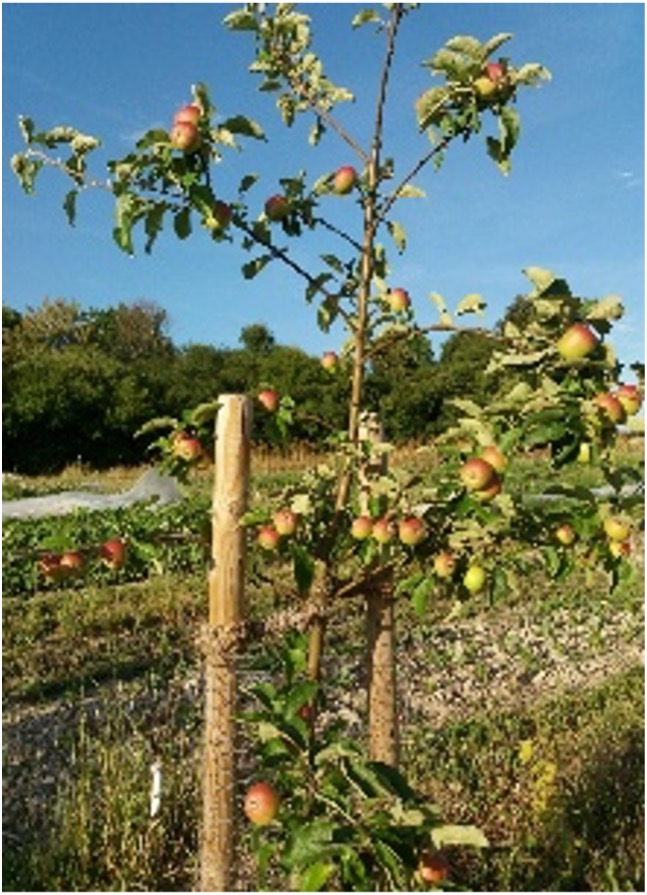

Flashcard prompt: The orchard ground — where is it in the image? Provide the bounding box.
[2,440,644,892]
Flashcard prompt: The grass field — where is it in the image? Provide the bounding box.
[2,444,644,891]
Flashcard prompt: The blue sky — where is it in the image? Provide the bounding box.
[3,2,644,370]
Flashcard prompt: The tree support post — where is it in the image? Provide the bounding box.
[199,394,252,892]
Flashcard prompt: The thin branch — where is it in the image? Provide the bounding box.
[376,134,453,224]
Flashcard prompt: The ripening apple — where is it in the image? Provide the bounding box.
[484,61,505,82]
[211,200,232,230]
[474,474,502,502]
[418,850,450,885]
[170,120,201,152]
[555,523,576,546]
[274,508,298,537]
[59,550,85,576]
[460,457,496,492]
[351,515,373,540]
[172,432,203,462]
[387,288,411,314]
[556,322,598,361]
[615,384,643,416]
[609,539,631,558]
[333,165,357,195]
[594,392,626,425]
[264,195,290,222]
[258,389,279,412]
[603,516,632,542]
[100,537,127,570]
[463,563,486,594]
[372,517,395,545]
[434,551,456,579]
[473,75,498,99]
[243,781,280,826]
[577,441,592,464]
[173,103,201,126]
[257,525,281,551]
[321,351,338,372]
[38,553,64,581]
[398,516,426,546]
[480,445,506,474]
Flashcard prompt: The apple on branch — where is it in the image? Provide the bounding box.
[387,287,411,314]
[59,550,85,577]
[398,516,426,546]
[417,850,450,885]
[351,515,373,540]
[264,194,291,222]
[603,516,632,542]
[434,551,456,579]
[556,322,598,361]
[594,392,626,425]
[372,517,395,545]
[273,508,298,537]
[257,524,281,551]
[555,523,576,546]
[172,432,204,462]
[480,444,506,474]
[460,457,496,492]
[615,384,642,416]
[170,120,201,153]
[321,351,338,372]
[463,563,486,594]
[258,389,279,413]
[332,165,357,195]
[173,103,201,126]
[100,537,128,570]
[243,781,280,826]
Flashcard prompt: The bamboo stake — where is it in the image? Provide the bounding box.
[199,394,251,892]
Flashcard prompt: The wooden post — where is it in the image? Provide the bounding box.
[199,394,252,892]
[360,413,400,768]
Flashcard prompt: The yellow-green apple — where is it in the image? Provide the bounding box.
[460,457,496,492]
[172,432,203,462]
[577,442,592,464]
[473,75,498,99]
[556,322,598,361]
[609,539,631,558]
[555,523,576,546]
[258,389,279,412]
[264,195,290,221]
[59,550,85,576]
[398,516,426,546]
[594,392,626,424]
[463,563,486,594]
[480,444,506,474]
[333,165,357,195]
[474,474,502,502]
[615,384,643,416]
[351,515,373,540]
[243,781,280,825]
[434,551,456,579]
[321,351,338,372]
[372,517,395,545]
[170,120,201,152]
[173,103,201,126]
[273,508,298,537]
[100,537,127,570]
[603,516,632,542]
[257,525,281,551]
[387,288,411,314]
[417,850,450,885]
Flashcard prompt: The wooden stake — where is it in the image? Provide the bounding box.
[199,395,251,892]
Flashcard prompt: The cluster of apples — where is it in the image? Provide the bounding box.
[264,164,358,226]
[350,513,426,547]
[473,60,510,101]
[603,515,633,558]
[594,385,643,426]
[460,444,506,502]
[257,508,298,551]
[38,536,127,582]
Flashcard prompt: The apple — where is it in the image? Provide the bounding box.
[372,517,395,545]
[172,432,203,462]
[351,515,373,540]
[170,120,201,153]
[211,200,232,230]
[38,553,64,581]
[59,550,85,576]
[418,850,450,885]
[265,195,290,222]
[603,516,631,542]
[615,384,643,416]
[480,445,506,474]
[460,457,496,492]
[434,551,456,579]
[463,564,486,594]
[484,61,505,82]
[258,389,279,412]
[474,474,502,502]
[556,322,598,361]
[473,75,498,99]
[333,165,357,195]
[398,516,426,546]
[577,442,592,464]
[100,537,127,570]
[243,781,280,826]
[555,523,576,546]
[297,702,315,724]
[257,525,281,551]
[609,539,631,558]
[594,392,626,425]
[387,288,411,314]
[321,351,338,372]
[173,103,201,126]
[273,508,298,537]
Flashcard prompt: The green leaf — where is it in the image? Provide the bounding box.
[18,115,35,144]
[292,544,315,596]
[387,220,407,254]
[586,294,624,321]
[285,821,336,868]
[174,206,192,240]
[431,824,489,848]
[239,173,259,193]
[395,183,425,199]
[481,32,513,59]
[220,115,266,141]
[455,293,486,316]
[10,153,43,194]
[242,254,272,279]
[352,8,383,28]
[144,203,166,254]
[514,62,552,86]
[445,35,483,58]
[223,9,258,30]
[411,577,433,618]
[63,189,77,226]
[499,105,520,155]
[299,862,336,892]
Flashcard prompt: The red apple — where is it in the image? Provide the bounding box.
[387,287,411,314]
[265,195,290,222]
[556,323,598,361]
[38,553,64,581]
[212,200,232,230]
[273,508,298,537]
[480,444,506,474]
[170,120,201,152]
[173,103,201,126]
[555,523,576,546]
[460,457,496,492]
[351,515,373,540]
[484,61,505,82]
[100,537,127,570]
[258,390,279,412]
[609,539,631,558]
[372,517,395,545]
[418,850,450,885]
[333,165,357,195]
[321,351,338,372]
[398,516,426,546]
[615,384,643,416]
[243,781,280,826]
[474,474,502,502]
[463,563,486,594]
[172,432,204,462]
[257,525,281,551]
[434,551,456,579]
[594,392,626,425]
[603,516,631,542]
[59,550,85,576]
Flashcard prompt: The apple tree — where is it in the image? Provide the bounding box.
[10,3,642,889]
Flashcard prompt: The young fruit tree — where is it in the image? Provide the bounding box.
[11,3,642,890]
